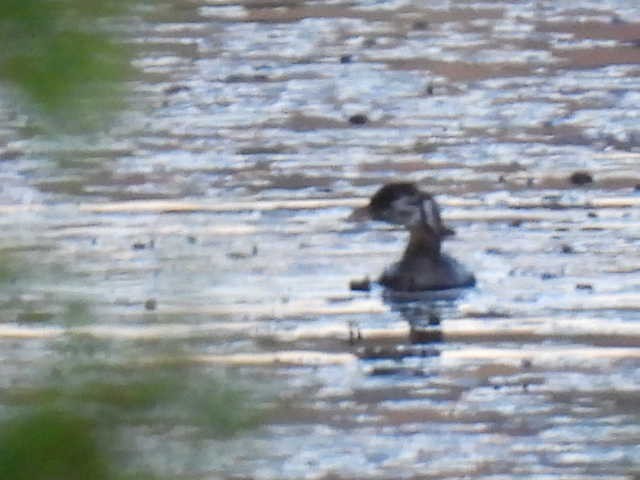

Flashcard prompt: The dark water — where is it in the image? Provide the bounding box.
[1,0,640,478]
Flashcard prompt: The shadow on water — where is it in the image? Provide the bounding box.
[385,288,473,340]
[353,288,473,367]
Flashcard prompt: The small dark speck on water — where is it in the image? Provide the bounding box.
[634,184,640,191]
[340,54,353,64]
[348,114,368,125]
[187,235,197,244]
[521,359,533,369]
[144,298,157,311]
[510,219,522,228]
[370,367,426,377]
[363,38,376,47]
[425,83,434,95]
[227,246,257,259]
[541,272,558,280]
[412,20,429,30]
[133,240,154,250]
[576,283,593,291]
[350,277,371,292]
[164,85,191,95]
[569,171,593,186]
[587,211,598,218]
[560,244,574,254]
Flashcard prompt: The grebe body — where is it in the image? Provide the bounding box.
[375,187,475,292]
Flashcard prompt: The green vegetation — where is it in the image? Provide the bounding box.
[0,409,111,480]
[2,354,263,436]
[0,0,134,132]
[0,319,264,479]
[0,251,25,285]
[0,257,264,478]
[0,3,267,479]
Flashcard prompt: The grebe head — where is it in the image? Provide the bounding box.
[368,182,422,223]
[349,182,455,236]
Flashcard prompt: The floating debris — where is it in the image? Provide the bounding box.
[349,277,371,292]
[348,114,368,125]
[560,244,575,254]
[570,171,594,186]
[541,272,559,280]
[369,366,427,377]
[144,298,157,311]
[357,345,439,360]
[227,245,258,260]
[412,20,429,30]
[132,240,154,250]
[164,85,191,95]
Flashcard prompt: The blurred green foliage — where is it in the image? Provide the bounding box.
[0,2,267,478]
[0,409,111,480]
[0,331,264,478]
[0,0,135,131]
[0,256,264,478]
[3,363,263,434]
[0,252,21,285]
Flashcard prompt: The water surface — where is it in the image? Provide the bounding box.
[1,0,640,478]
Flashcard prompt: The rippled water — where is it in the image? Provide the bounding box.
[2,0,640,478]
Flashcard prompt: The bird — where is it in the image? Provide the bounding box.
[374,186,475,291]
[349,182,455,236]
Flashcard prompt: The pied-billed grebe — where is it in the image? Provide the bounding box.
[379,192,475,291]
[349,182,455,236]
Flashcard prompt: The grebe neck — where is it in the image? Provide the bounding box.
[402,225,441,260]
